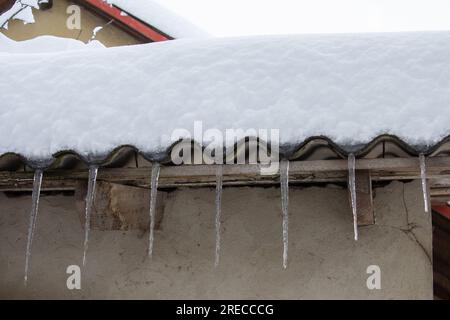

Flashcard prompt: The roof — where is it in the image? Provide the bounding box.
[103,0,207,39]
[75,0,171,42]
[1,0,207,41]
[1,32,450,167]
[75,0,208,41]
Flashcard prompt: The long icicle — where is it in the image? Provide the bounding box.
[214,165,223,267]
[82,166,98,267]
[24,169,43,286]
[348,154,358,241]
[148,162,161,258]
[280,160,289,269]
[419,153,429,213]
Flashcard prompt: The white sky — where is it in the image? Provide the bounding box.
[155,0,450,36]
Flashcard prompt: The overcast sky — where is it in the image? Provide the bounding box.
[155,0,450,36]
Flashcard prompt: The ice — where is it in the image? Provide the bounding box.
[419,153,429,213]
[148,163,161,258]
[90,26,104,41]
[214,165,223,267]
[348,154,358,241]
[82,166,98,266]
[280,160,289,269]
[23,169,43,286]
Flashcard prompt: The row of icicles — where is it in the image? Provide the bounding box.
[22,154,431,285]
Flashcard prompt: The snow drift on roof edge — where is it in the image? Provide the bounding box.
[105,0,208,38]
[0,33,105,52]
[1,32,450,160]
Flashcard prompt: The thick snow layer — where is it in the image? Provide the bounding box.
[1,32,450,159]
[0,33,105,53]
[105,0,208,38]
[0,0,38,29]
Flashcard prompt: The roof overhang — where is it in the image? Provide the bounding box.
[74,0,171,42]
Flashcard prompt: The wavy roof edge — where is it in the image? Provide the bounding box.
[1,134,450,171]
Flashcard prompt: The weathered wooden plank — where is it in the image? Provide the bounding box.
[0,179,78,191]
[430,188,450,197]
[354,170,375,226]
[1,157,450,191]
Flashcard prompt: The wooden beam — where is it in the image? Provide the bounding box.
[431,188,450,197]
[353,170,375,226]
[0,179,78,191]
[1,157,450,191]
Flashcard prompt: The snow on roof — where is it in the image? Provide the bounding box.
[1,32,450,159]
[0,33,105,52]
[104,0,208,39]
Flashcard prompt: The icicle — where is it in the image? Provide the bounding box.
[348,154,358,241]
[148,163,161,258]
[280,160,289,269]
[82,166,98,267]
[24,169,43,286]
[214,165,223,267]
[419,153,429,213]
